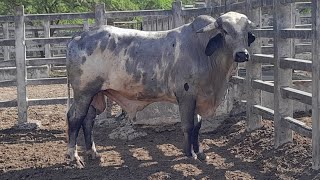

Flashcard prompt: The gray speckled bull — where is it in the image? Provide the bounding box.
[66,11,256,168]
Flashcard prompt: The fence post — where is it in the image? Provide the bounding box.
[172,1,183,28]
[95,3,106,27]
[312,0,320,170]
[14,6,27,125]
[3,22,10,61]
[43,20,51,73]
[83,19,89,31]
[245,0,262,131]
[273,0,293,148]
[95,3,112,118]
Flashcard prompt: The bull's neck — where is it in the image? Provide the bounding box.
[208,47,235,82]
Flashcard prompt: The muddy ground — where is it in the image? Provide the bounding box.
[0,84,320,180]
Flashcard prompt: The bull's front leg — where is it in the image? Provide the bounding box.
[177,95,196,158]
[193,114,207,161]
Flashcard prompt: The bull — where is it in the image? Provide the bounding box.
[66,11,256,168]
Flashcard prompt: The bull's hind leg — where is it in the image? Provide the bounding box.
[192,114,207,161]
[66,94,93,168]
[82,105,100,160]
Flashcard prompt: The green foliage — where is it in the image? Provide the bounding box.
[0,0,196,15]
[0,0,195,26]
[300,8,311,15]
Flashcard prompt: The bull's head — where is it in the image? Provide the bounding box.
[197,12,256,62]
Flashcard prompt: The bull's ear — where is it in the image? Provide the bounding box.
[205,33,223,56]
[248,32,256,47]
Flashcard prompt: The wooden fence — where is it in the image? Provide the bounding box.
[1,0,320,170]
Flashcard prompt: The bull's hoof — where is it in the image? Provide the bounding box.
[65,153,85,169]
[86,151,102,161]
[75,158,85,169]
[195,152,208,162]
[184,151,197,160]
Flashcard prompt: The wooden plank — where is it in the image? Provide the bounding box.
[245,0,262,131]
[280,58,312,72]
[0,15,14,22]
[261,45,273,54]
[95,3,112,118]
[283,117,312,138]
[25,13,95,21]
[106,10,172,18]
[43,20,51,59]
[281,87,312,105]
[261,44,312,54]
[27,57,66,66]
[25,37,71,45]
[0,80,17,87]
[273,0,293,148]
[251,0,273,8]
[51,24,85,29]
[252,54,274,64]
[172,1,183,28]
[3,22,10,60]
[296,43,311,53]
[252,29,274,38]
[15,6,28,124]
[95,4,106,27]
[280,28,312,39]
[28,97,70,106]
[251,80,274,93]
[230,76,245,84]
[251,0,310,8]
[27,78,67,86]
[252,105,274,119]
[0,100,17,108]
[295,24,312,28]
[0,39,15,46]
[312,0,320,169]
[0,60,16,68]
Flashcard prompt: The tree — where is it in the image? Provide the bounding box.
[0,0,196,15]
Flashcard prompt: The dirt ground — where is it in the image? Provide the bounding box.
[0,85,320,180]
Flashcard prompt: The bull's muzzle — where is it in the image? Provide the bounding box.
[235,51,249,62]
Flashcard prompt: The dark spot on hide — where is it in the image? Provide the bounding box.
[108,38,117,51]
[81,56,86,64]
[100,36,109,52]
[184,83,189,91]
[86,40,98,56]
[172,43,175,47]
[125,58,141,82]
[76,31,108,56]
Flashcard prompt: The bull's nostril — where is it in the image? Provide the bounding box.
[236,52,246,59]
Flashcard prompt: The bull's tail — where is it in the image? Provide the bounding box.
[66,69,71,143]
[67,73,71,112]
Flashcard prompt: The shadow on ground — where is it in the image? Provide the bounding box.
[0,114,319,180]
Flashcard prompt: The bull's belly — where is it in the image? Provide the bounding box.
[100,70,174,102]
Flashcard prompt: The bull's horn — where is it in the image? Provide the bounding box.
[196,21,218,33]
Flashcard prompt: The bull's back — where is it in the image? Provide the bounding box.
[67,25,182,101]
